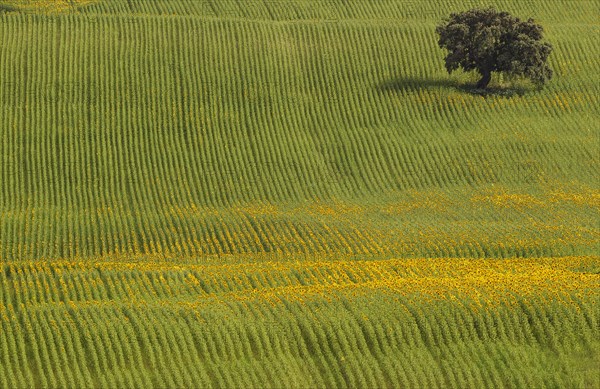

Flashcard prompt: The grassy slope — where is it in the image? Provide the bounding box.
[1,256,599,388]
[0,0,599,387]
[0,0,598,260]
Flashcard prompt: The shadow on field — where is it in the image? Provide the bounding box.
[378,76,532,97]
[0,4,17,13]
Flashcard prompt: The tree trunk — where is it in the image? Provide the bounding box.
[476,70,492,89]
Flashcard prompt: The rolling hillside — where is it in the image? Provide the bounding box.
[0,0,598,387]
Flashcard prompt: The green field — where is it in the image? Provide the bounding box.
[0,0,599,387]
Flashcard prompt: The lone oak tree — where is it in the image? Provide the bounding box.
[436,8,553,89]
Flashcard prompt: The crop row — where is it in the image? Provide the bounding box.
[2,256,598,307]
[0,10,598,261]
[16,0,597,26]
[0,255,598,388]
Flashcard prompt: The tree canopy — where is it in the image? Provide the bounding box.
[436,8,553,89]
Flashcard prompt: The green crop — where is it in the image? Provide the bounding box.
[0,1,598,387]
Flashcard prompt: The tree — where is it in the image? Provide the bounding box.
[436,8,553,90]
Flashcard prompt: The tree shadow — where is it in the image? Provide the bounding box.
[458,84,534,97]
[0,4,17,13]
[378,76,534,97]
